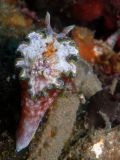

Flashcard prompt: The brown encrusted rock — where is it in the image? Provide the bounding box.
[0,1,33,37]
[28,91,80,160]
[83,126,120,160]
[85,90,120,129]
[61,126,120,160]
[27,59,102,160]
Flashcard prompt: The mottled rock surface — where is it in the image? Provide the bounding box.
[28,92,80,160]
[74,59,102,98]
[83,126,120,160]
[60,125,120,160]
[27,60,102,160]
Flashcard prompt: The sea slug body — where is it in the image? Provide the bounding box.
[16,12,79,152]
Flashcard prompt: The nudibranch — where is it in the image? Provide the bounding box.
[16,12,79,152]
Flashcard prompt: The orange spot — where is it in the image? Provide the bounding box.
[44,43,56,58]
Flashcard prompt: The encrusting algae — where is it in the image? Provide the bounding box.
[71,27,98,63]
[72,26,120,75]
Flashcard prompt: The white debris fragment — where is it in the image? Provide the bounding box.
[91,139,104,159]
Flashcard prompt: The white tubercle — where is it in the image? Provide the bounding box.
[16,12,78,96]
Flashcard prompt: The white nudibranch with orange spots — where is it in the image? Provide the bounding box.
[16,12,78,97]
[15,12,79,152]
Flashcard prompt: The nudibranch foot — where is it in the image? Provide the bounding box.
[16,89,59,152]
